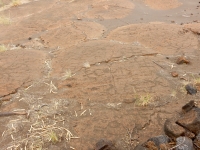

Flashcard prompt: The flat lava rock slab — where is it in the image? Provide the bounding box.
[0,49,47,97]
[40,21,106,48]
[52,40,172,103]
[107,23,198,55]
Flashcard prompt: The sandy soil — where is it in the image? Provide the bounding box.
[0,0,200,149]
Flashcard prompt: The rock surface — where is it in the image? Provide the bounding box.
[176,136,194,150]
[0,0,200,149]
[176,108,200,135]
[164,118,185,139]
[95,139,116,150]
[185,84,197,95]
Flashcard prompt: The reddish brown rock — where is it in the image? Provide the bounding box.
[171,71,178,77]
[182,100,195,113]
[195,83,200,91]
[145,141,158,150]
[0,49,47,97]
[164,118,185,139]
[176,108,200,135]
[107,23,198,55]
[176,56,190,64]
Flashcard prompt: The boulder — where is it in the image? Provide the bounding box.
[164,118,185,139]
[176,108,200,135]
[175,136,194,150]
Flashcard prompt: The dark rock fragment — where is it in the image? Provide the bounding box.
[176,108,200,135]
[175,136,194,150]
[95,139,116,150]
[185,84,197,95]
[182,100,195,113]
[164,118,185,139]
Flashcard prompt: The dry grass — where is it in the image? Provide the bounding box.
[0,16,11,24]
[62,69,76,80]
[193,77,200,84]
[49,131,58,143]
[0,44,7,52]
[170,90,177,99]
[0,0,3,6]
[135,94,153,106]
[4,117,79,149]
[12,0,21,6]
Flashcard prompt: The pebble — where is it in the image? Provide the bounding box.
[176,56,190,64]
[171,71,178,77]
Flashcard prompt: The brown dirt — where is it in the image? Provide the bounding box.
[0,0,200,149]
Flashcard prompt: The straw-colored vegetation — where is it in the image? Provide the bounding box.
[0,44,7,52]
[12,0,21,6]
[0,16,11,24]
[135,94,153,106]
